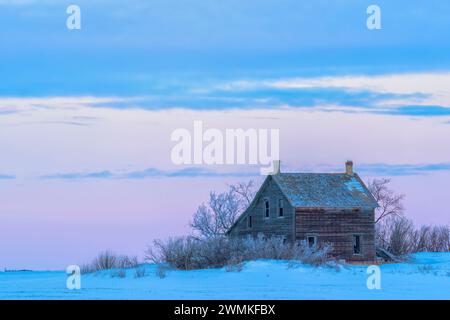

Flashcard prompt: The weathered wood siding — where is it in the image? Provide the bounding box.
[295,208,375,261]
[228,176,295,240]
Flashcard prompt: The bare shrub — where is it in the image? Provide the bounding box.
[117,255,139,269]
[377,217,415,256]
[377,217,450,255]
[388,217,416,256]
[133,267,147,278]
[225,257,244,272]
[146,237,197,270]
[418,265,433,274]
[146,237,230,270]
[428,225,450,252]
[367,178,449,254]
[110,269,126,278]
[80,263,96,274]
[146,234,333,270]
[93,250,118,270]
[156,265,168,279]
[414,225,431,252]
[81,251,140,273]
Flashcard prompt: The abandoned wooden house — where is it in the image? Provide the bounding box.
[227,161,378,261]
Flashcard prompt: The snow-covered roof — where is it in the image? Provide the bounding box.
[272,173,378,208]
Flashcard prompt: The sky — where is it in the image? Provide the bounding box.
[0,0,450,270]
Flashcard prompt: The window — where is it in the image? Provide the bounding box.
[278,199,284,217]
[264,199,270,218]
[353,235,361,254]
[307,235,317,247]
[248,216,252,228]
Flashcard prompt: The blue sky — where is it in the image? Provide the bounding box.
[2,0,450,97]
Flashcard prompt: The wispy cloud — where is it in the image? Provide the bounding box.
[1,72,450,119]
[40,167,257,180]
[39,162,450,180]
[0,96,129,115]
[94,85,448,118]
[380,105,450,117]
[0,174,15,180]
[210,72,450,116]
[357,163,450,176]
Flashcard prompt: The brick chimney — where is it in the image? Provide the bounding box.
[345,160,354,175]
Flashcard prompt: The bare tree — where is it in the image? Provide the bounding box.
[377,216,415,256]
[388,217,415,255]
[368,178,405,224]
[413,225,431,252]
[190,181,256,239]
[428,225,450,252]
[229,181,256,207]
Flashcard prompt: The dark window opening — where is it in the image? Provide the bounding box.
[248,216,252,228]
[264,200,270,218]
[278,199,284,217]
[353,235,361,254]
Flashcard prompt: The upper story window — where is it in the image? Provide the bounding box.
[278,199,284,217]
[248,215,253,228]
[264,199,270,218]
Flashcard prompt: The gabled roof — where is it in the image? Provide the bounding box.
[226,170,378,235]
[272,173,378,208]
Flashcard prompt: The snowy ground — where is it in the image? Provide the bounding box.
[0,253,449,300]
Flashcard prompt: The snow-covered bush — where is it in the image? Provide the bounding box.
[228,234,332,266]
[146,237,230,270]
[146,234,333,270]
[224,258,244,272]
